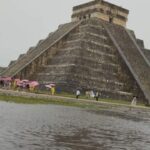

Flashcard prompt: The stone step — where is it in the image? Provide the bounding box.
[68,32,108,44]
[67,32,110,46]
[79,24,107,36]
[42,64,76,68]
[38,65,118,81]
[40,61,118,74]
[48,54,119,71]
[85,47,115,58]
[37,74,67,83]
[58,46,82,53]
[64,39,114,54]
[59,46,115,58]
[38,65,74,76]
[55,45,116,63]
[54,49,117,65]
[67,33,81,41]
[79,23,104,31]
[80,19,104,27]
[82,32,109,44]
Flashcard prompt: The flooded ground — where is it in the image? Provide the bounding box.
[0,101,150,150]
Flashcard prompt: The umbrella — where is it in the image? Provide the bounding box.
[14,79,21,83]
[21,79,29,83]
[0,77,12,81]
[29,81,39,87]
[45,85,52,88]
[14,79,24,87]
[19,79,30,85]
[45,83,55,88]
[49,83,55,87]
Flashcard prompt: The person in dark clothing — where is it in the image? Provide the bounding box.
[95,91,99,101]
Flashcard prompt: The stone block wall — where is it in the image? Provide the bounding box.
[72,0,129,27]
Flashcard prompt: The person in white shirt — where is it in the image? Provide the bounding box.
[76,89,80,99]
[131,96,137,106]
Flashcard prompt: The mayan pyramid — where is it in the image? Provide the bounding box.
[2,0,150,104]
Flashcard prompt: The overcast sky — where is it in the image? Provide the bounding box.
[0,0,150,67]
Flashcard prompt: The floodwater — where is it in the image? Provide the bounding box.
[0,102,150,150]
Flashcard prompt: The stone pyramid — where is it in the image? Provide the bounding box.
[2,0,150,104]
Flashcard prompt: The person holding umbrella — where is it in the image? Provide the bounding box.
[50,83,56,95]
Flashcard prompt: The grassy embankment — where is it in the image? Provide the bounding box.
[0,94,108,110]
[0,90,148,110]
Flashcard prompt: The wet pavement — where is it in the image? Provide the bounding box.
[0,101,150,150]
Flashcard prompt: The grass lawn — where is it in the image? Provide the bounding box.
[0,94,112,111]
[0,90,148,110]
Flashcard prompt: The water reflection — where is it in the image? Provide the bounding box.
[0,101,150,150]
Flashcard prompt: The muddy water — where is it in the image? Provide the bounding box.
[0,101,150,150]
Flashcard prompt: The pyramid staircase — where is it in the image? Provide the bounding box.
[102,21,150,103]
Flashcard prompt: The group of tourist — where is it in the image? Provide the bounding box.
[76,89,138,105]
[76,89,100,101]
[0,77,138,105]
[0,76,56,95]
[0,76,101,100]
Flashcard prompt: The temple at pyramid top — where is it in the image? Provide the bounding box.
[72,0,129,27]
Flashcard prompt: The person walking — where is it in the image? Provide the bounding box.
[95,91,99,101]
[51,86,55,95]
[76,89,80,99]
[131,96,137,106]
